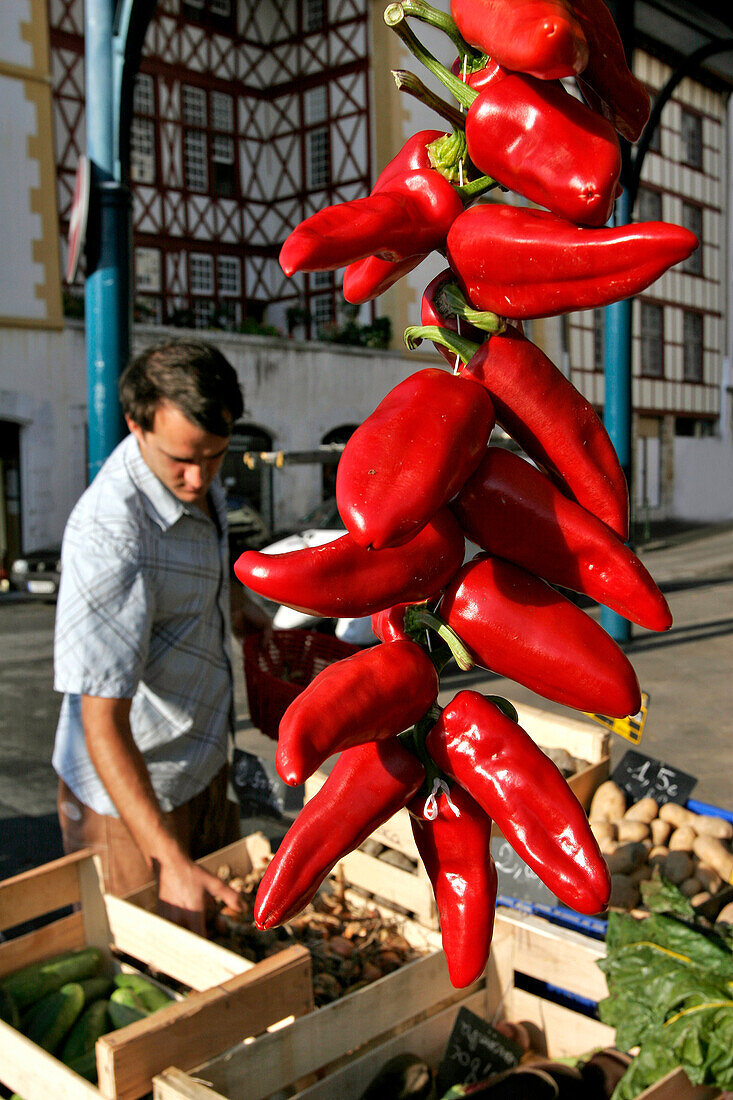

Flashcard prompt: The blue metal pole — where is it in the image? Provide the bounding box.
[84,0,129,482]
[602,186,633,643]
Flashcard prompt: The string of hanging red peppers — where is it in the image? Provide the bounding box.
[234,0,698,991]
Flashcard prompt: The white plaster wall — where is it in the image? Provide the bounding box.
[673,437,733,522]
[1,322,434,550]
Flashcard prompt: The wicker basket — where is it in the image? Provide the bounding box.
[243,629,361,740]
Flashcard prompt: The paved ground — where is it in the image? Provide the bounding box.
[1,522,732,882]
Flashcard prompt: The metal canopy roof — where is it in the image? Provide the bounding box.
[636,0,733,84]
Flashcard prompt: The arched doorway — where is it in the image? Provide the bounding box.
[221,423,273,555]
[320,424,357,499]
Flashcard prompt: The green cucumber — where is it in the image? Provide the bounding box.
[107,985,149,1028]
[0,986,20,1028]
[23,981,85,1052]
[0,946,105,1010]
[113,972,173,1012]
[60,997,111,1063]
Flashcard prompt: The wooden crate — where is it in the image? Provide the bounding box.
[0,849,313,1100]
[153,909,719,1100]
[304,704,610,929]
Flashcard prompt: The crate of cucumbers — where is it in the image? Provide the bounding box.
[0,849,313,1100]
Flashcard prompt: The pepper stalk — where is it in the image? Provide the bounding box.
[404,324,481,364]
[384,3,479,111]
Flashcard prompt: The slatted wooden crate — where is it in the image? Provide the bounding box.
[304,704,610,928]
[153,909,719,1100]
[0,849,313,1100]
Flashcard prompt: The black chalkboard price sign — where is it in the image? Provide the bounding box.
[490,837,557,907]
[436,1006,523,1095]
[611,749,697,807]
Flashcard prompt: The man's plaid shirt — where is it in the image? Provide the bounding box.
[53,434,233,815]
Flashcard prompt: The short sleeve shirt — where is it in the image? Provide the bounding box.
[53,433,234,815]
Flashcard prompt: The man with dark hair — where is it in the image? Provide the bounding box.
[53,340,269,932]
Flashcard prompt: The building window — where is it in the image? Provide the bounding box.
[312,292,334,335]
[190,252,214,295]
[130,73,156,184]
[210,91,236,198]
[646,118,662,153]
[593,309,604,371]
[636,187,662,223]
[307,125,331,189]
[681,202,703,274]
[640,302,664,377]
[305,86,328,126]
[682,310,703,382]
[217,255,241,297]
[182,0,235,32]
[182,84,236,197]
[681,109,703,169]
[135,247,162,292]
[305,0,326,32]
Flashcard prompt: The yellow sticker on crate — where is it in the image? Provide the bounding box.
[585,691,649,744]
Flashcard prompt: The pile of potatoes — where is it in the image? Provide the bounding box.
[588,780,733,919]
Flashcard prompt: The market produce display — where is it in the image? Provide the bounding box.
[234,0,696,989]
[0,947,175,1084]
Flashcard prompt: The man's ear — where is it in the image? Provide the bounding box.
[125,415,145,444]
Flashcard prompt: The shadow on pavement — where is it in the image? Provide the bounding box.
[0,814,63,882]
[627,615,733,653]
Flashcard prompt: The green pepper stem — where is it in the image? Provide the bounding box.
[456,175,499,201]
[402,706,445,796]
[437,281,506,333]
[392,71,466,131]
[404,605,475,671]
[403,324,480,364]
[384,4,478,110]
[397,0,480,59]
[486,695,520,723]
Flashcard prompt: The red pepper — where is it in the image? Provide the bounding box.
[451,55,503,92]
[425,691,611,914]
[460,324,629,539]
[254,738,425,929]
[336,368,495,550]
[276,640,439,786]
[447,204,699,319]
[279,130,463,276]
[372,602,426,645]
[234,507,466,619]
[409,782,497,987]
[572,0,650,143]
[463,70,621,227]
[452,447,671,631]
[439,554,642,717]
[450,0,588,80]
[342,252,428,305]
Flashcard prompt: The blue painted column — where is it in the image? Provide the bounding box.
[602,186,633,643]
[84,0,130,482]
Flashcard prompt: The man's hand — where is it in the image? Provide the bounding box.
[156,853,245,936]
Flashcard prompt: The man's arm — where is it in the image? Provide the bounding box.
[81,695,243,934]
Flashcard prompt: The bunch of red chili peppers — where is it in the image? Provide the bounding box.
[235,0,699,990]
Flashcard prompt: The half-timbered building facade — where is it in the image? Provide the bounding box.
[1,0,732,567]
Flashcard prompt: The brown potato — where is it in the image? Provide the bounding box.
[663,851,695,884]
[716,902,733,924]
[624,797,659,823]
[694,816,733,840]
[616,820,651,843]
[648,845,669,869]
[609,873,640,909]
[679,876,702,898]
[668,826,696,851]
[605,841,647,875]
[692,835,733,882]
[659,802,698,829]
[650,819,672,847]
[696,863,723,894]
[589,781,627,823]
[590,820,617,845]
[629,864,652,886]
